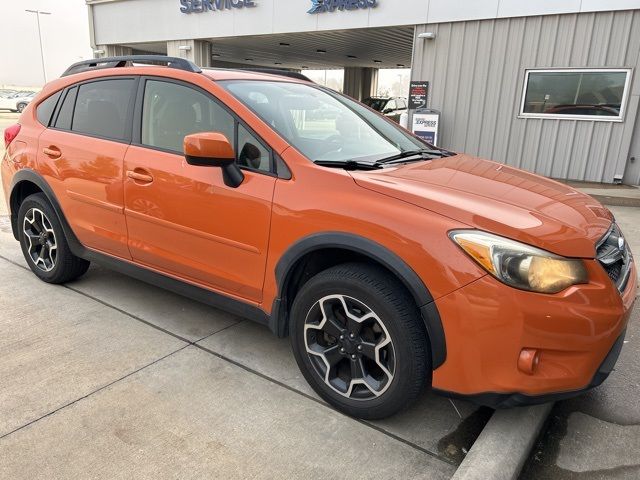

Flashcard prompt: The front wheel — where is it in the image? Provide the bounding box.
[290,262,431,419]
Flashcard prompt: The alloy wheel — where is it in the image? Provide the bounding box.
[304,294,396,400]
[23,208,57,272]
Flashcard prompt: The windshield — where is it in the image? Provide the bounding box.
[222,81,426,164]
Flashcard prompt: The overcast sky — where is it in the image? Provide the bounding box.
[0,0,92,88]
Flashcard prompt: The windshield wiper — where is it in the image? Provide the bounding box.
[376,148,453,165]
[315,160,383,171]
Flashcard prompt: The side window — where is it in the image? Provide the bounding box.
[72,79,135,141]
[53,87,77,131]
[237,124,270,172]
[141,80,234,153]
[36,91,62,126]
[397,99,407,109]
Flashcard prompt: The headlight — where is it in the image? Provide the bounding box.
[450,230,588,294]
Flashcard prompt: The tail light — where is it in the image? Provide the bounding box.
[4,124,21,148]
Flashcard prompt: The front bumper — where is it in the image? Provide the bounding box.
[431,257,636,404]
[435,328,627,408]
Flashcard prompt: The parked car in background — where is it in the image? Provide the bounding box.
[0,89,18,98]
[0,91,36,113]
[362,96,408,123]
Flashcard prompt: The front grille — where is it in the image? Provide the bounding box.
[596,223,633,292]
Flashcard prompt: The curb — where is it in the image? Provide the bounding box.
[451,403,553,480]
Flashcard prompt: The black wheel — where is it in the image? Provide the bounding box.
[290,262,431,419]
[17,103,27,113]
[18,193,90,284]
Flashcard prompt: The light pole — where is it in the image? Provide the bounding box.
[25,9,51,84]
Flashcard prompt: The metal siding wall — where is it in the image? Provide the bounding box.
[412,10,640,183]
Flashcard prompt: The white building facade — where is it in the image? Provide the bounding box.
[87,0,640,184]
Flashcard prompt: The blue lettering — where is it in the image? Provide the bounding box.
[307,0,377,14]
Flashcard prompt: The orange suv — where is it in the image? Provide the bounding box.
[2,56,636,419]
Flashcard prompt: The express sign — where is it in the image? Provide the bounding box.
[308,0,378,14]
[180,0,257,13]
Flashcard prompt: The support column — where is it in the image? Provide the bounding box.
[94,45,133,58]
[166,40,211,67]
[361,68,379,99]
[343,67,379,101]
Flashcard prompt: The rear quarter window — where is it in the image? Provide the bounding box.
[53,87,78,131]
[36,91,62,126]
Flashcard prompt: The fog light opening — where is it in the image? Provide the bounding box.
[518,348,540,375]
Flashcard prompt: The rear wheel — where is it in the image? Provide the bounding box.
[290,262,431,419]
[18,193,90,283]
[17,103,27,113]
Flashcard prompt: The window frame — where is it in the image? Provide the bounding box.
[49,76,139,144]
[132,76,279,178]
[518,68,633,122]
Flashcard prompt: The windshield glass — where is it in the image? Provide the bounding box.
[222,81,426,164]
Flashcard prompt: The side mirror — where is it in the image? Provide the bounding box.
[184,132,244,188]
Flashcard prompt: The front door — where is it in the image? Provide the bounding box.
[123,78,276,303]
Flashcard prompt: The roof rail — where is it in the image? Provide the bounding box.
[239,68,313,82]
[61,55,202,77]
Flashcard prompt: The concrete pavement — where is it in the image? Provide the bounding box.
[0,211,480,478]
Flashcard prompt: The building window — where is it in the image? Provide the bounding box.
[519,69,632,121]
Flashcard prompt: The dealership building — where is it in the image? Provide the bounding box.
[86,0,640,185]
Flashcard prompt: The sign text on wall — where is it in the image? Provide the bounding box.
[308,0,377,14]
[180,0,256,14]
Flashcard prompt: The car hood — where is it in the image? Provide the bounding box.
[350,155,613,258]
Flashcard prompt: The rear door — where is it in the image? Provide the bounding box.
[123,78,276,303]
[37,77,137,258]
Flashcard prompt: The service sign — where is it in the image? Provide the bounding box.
[408,81,429,109]
[412,112,439,146]
[308,0,377,14]
[180,0,256,14]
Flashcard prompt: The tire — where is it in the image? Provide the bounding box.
[18,193,90,284]
[17,103,27,113]
[290,262,431,419]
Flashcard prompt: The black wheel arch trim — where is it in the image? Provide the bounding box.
[270,232,447,369]
[10,169,82,249]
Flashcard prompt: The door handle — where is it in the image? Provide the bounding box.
[42,146,61,159]
[127,169,154,184]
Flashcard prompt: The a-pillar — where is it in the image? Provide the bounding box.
[166,40,212,67]
[343,67,379,101]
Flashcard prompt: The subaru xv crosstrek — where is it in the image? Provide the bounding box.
[2,56,636,419]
